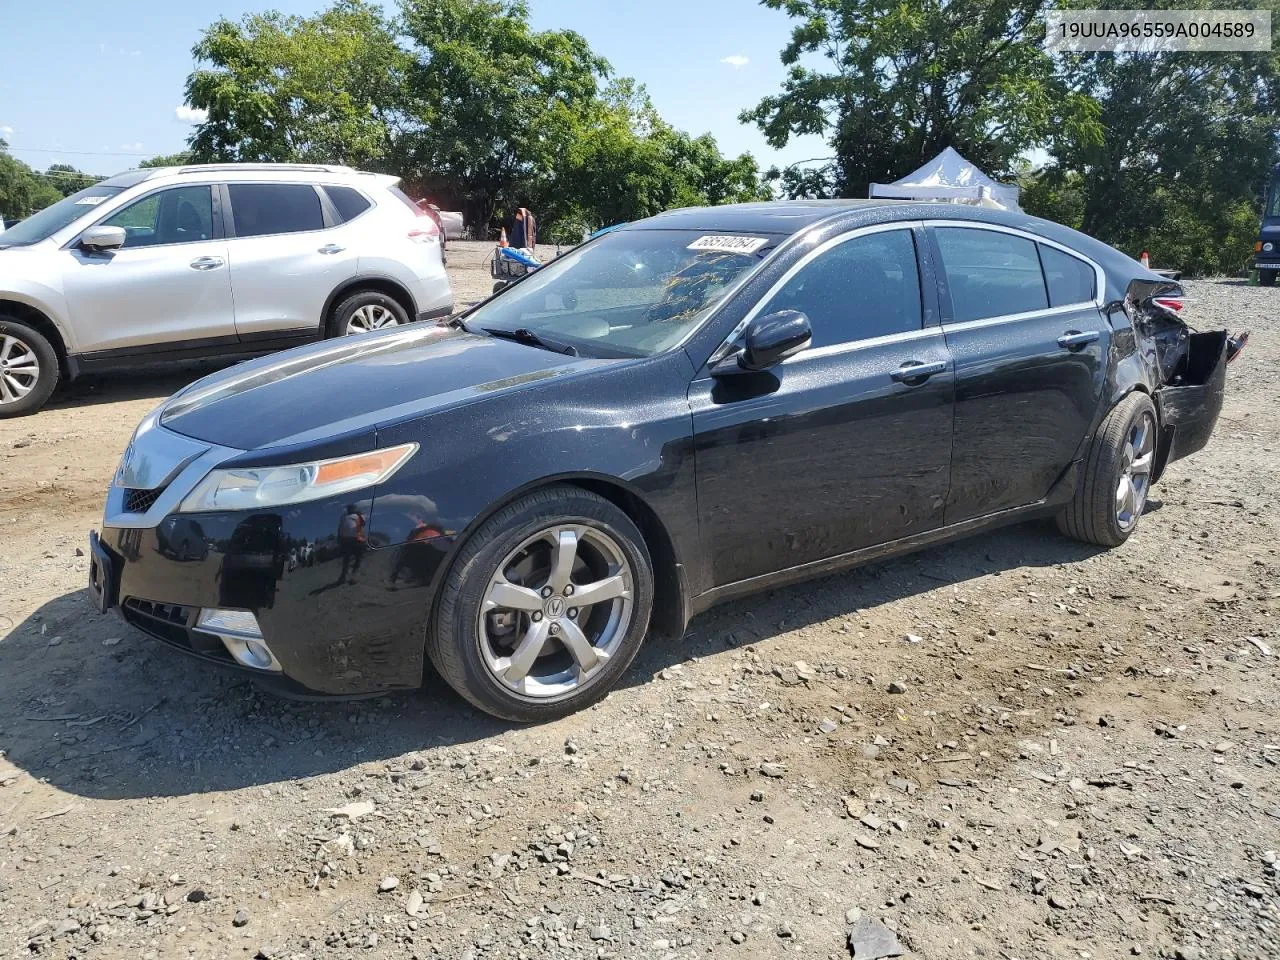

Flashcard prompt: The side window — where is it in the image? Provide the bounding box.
[228,183,324,237]
[761,229,922,349]
[1039,244,1096,306]
[101,186,214,248]
[935,227,1048,322]
[324,185,372,223]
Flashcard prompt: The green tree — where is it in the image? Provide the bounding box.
[1039,0,1280,274]
[0,142,62,219]
[139,151,195,168]
[186,0,410,168]
[43,163,99,198]
[744,0,1099,198]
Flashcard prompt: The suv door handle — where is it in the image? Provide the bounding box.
[318,243,345,255]
[189,256,224,271]
[890,359,947,384]
[1057,330,1100,350]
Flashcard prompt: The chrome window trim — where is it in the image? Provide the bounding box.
[781,325,942,364]
[942,302,1097,335]
[706,221,926,367]
[923,219,1106,314]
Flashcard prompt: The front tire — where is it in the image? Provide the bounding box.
[1260,270,1277,287]
[429,486,654,722]
[0,317,59,418]
[1057,392,1157,547]
[327,290,410,338]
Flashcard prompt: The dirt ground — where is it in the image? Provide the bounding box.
[1,244,1277,960]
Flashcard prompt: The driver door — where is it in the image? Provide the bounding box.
[61,184,236,355]
[689,225,955,587]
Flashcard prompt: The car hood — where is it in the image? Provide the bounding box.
[160,324,619,450]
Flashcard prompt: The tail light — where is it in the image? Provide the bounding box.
[1151,295,1185,313]
[408,217,440,244]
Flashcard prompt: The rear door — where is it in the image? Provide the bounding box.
[61,183,236,354]
[690,224,954,587]
[222,182,357,340]
[928,223,1109,522]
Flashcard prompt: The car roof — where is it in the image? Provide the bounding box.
[102,163,397,188]
[629,199,899,235]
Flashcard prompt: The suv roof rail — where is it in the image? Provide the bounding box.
[173,163,358,175]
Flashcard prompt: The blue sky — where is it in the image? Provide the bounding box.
[0,0,828,177]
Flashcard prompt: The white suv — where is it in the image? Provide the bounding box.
[0,163,452,416]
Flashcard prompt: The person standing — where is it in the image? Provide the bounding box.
[510,206,536,252]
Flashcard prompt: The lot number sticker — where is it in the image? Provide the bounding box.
[687,235,769,254]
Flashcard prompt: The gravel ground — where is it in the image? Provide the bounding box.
[0,252,1277,959]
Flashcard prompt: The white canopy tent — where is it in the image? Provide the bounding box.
[869,147,1021,210]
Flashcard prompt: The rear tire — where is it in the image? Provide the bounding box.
[0,317,60,418]
[326,289,410,338]
[1260,270,1277,287]
[1056,392,1157,547]
[429,486,654,722]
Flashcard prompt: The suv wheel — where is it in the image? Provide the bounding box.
[327,290,410,337]
[1260,270,1277,287]
[0,318,59,418]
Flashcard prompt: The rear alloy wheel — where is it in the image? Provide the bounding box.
[1057,391,1158,547]
[429,486,654,722]
[0,318,59,418]
[327,290,410,338]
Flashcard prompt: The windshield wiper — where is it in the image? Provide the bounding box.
[479,326,578,357]
[448,314,470,332]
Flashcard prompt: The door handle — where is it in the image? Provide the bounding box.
[318,243,345,255]
[1057,330,1100,350]
[890,359,947,384]
[189,256,224,271]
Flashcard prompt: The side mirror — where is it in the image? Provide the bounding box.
[711,309,812,376]
[79,225,126,252]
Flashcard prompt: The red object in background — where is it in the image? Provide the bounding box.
[1140,250,1150,268]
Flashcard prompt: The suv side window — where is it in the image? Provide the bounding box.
[935,227,1048,322]
[101,185,214,248]
[228,183,324,237]
[760,229,923,349]
[1038,243,1096,306]
[324,185,372,223]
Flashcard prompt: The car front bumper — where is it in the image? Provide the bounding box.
[89,503,452,698]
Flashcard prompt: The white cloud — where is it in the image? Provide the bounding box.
[174,105,208,124]
[120,142,144,152]
[720,54,749,68]
[0,126,12,136]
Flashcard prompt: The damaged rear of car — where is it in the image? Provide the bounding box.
[1120,276,1245,483]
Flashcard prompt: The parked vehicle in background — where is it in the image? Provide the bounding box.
[0,163,451,416]
[90,200,1240,722]
[1256,162,1279,286]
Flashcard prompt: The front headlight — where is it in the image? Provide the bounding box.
[178,443,418,513]
[1265,242,1275,253]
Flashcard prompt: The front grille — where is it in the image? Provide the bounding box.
[122,597,233,665]
[124,487,163,514]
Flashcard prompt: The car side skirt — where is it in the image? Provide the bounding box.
[689,460,1081,619]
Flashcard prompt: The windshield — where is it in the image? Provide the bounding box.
[464,228,781,358]
[0,184,124,247]
[1269,175,1280,219]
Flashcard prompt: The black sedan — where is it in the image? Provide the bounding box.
[90,200,1236,721]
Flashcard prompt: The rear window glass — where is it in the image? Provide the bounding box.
[1039,244,1096,306]
[228,183,323,237]
[935,227,1048,322]
[324,185,372,223]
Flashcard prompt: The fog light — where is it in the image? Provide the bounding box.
[196,608,282,673]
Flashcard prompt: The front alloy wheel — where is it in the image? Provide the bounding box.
[429,486,654,722]
[0,334,41,405]
[346,303,401,334]
[479,524,634,698]
[0,318,60,418]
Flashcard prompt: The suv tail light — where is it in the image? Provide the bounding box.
[408,217,440,244]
